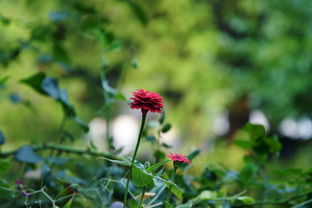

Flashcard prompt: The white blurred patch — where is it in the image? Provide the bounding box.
[213,112,229,136]
[88,117,107,151]
[280,117,312,140]
[297,117,312,139]
[279,117,297,138]
[161,126,178,146]
[112,115,139,154]
[249,110,270,131]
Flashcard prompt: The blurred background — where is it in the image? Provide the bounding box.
[1,0,312,173]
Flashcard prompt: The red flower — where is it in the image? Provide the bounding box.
[130,89,164,114]
[168,153,190,165]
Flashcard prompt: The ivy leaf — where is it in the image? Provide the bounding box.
[15,145,43,164]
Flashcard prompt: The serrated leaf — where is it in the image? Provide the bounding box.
[15,145,43,164]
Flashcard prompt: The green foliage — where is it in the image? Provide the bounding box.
[0,0,311,207]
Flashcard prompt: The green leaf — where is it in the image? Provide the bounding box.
[165,201,174,208]
[0,161,10,175]
[102,80,116,95]
[159,111,166,124]
[97,157,131,166]
[132,166,155,188]
[15,145,43,164]
[198,190,217,200]
[63,195,75,208]
[187,149,200,161]
[128,2,148,25]
[41,77,60,99]
[21,72,46,95]
[0,130,5,145]
[73,117,89,132]
[239,161,258,183]
[234,140,253,149]
[166,181,183,200]
[0,76,9,89]
[130,57,139,68]
[237,196,255,205]
[161,123,172,133]
[146,160,171,173]
[263,136,281,153]
[129,199,139,208]
[243,123,265,139]
[176,202,193,208]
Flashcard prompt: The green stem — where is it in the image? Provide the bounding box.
[0,143,118,160]
[139,187,146,207]
[49,115,67,157]
[123,113,147,207]
[166,166,177,202]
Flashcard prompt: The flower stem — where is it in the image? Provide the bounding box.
[139,187,146,207]
[123,113,147,207]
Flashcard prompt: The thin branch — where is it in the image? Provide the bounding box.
[0,143,119,160]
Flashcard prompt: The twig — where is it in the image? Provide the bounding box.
[0,143,119,160]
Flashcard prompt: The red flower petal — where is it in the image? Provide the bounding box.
[130,89,164,114]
